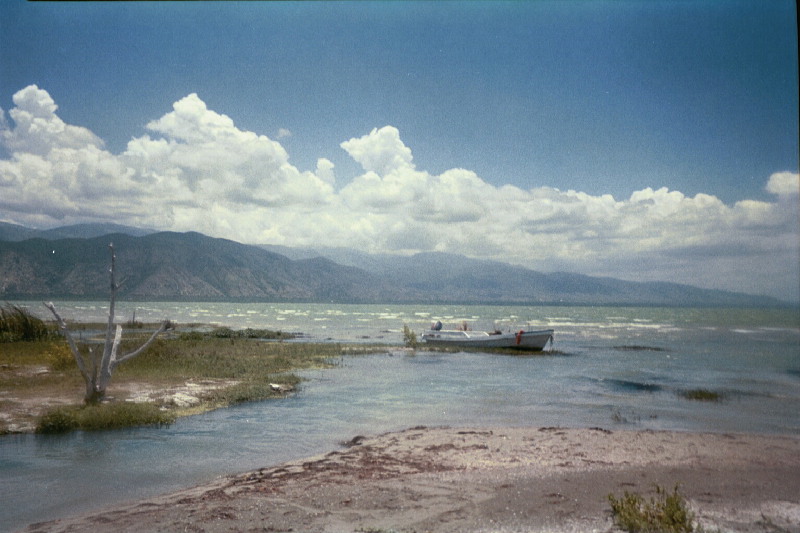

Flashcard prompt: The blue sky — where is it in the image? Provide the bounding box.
[1,0,798,301]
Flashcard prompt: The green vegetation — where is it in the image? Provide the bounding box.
[116,333,342,381]
[206,326,294,340]
[680,389,723,402]
[36,403,175,433]
[0,304,53,342]
[608,484,702,533]
[402,324,418,349]
[2,326,388,434]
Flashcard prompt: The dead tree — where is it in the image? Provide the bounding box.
[45,243,172,404]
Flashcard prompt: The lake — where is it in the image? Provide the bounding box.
[1,302,798,531]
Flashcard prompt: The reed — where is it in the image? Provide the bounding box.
[608,484,702,533]
[36,403,175,433]
[402,324,418,348]
[0,304,52,342]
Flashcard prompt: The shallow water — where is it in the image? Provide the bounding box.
[1,302,798,531]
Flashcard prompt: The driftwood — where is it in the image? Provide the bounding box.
[45,243,172,403]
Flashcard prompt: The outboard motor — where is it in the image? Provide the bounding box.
[432,320,443,331]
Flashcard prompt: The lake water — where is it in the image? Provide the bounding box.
[1,302,799,531]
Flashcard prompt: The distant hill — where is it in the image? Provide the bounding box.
[265,246,788,307]
[0,222,154,241]
[0,225,788,306]
[0,222,41,242]
[0,232,400,302]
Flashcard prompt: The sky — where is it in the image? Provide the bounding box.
[0,1,798,302]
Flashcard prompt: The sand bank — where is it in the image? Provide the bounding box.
[22,426,800,532]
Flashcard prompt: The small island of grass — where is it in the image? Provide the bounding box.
[680,388,724,402]
[1,310,388,434]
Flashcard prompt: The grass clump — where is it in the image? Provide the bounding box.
[45,343,75,371]
[402,324,418,349]
[608,484,701,533]
[680,389,723,402]
[209,327,293,340]
[36,403,175,434]
[0,304,52,342]
[203,375,300,406]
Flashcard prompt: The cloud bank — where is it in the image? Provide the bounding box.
[1,86,798,301]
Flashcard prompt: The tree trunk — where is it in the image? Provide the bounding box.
[45,243,172,404]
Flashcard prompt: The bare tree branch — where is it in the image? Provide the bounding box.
[113,320,172,367]
[100,243,118,383]
[44,301,94,399]
[44,244,172,404]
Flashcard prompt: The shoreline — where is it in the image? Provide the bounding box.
[20,426,800,533]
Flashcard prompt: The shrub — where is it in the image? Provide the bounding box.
[403,324,418,348]
[46,344,75,371]
[36,403,175,434]
[0,304,52,342]
[76,403,175,431]
[36,407,80,434]
[608,484,700,533]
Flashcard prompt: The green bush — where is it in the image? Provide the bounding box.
[36,407,80,434]
[402,324,418,348]
[0,304,52,342]
[36,403,175,434]
[45,344,75,371]
[608,484,700,533]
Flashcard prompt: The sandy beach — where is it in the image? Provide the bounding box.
[21,426,800,533]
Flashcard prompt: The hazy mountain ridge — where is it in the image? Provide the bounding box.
[0,231,401,302]
[0,224,788,306]
[0,221,155,241]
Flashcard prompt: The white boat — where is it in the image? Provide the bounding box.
[421,325,554,351]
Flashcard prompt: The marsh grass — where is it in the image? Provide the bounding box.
[207,327,293,340]
[608,484,702,533]
[115,336,345,381]
[3,328,387,433]
[402,324,418,348]
[36,403,175,433]
[202,376,300,407]
[0,340,84,394]
[0,304,53,342]
[680,389,723,402]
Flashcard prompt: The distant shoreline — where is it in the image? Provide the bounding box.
[6,297,798,309]
[21,426,800,533]
[1,228,792,307]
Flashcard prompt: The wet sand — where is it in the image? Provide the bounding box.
[21,426,800,533]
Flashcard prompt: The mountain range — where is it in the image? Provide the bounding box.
[0,221,788,306]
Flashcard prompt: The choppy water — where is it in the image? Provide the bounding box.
[1,302,798,531]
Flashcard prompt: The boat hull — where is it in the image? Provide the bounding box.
[421,329,554,350]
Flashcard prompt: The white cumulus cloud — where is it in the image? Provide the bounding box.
[1,85,104,155]
[766,171,800,197]
[1,85,798,301]
[341,126,414,176]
